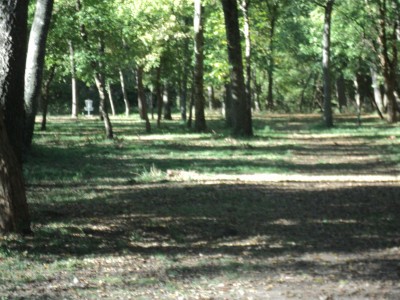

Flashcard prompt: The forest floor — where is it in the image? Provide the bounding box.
[1,113,400,299]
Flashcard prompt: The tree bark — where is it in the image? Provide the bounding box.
[156,66,163,128]
[241,0,252,112]
[106,81,116,116]
[119,69,130,117]
[0,1,31,235]
[24,0,54,150]
[266,1,278,110]
[0,1,29,163]
[137,66,151,132]
[322,0,335,127]
[377,0,398,123]
[194,0,207,132]
[221,0,253,136]
[69,40,79,118]
[370,65,385,118]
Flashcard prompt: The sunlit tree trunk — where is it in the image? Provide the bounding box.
[156,66,163,128]
[118,69,130,117]
[221,0,253,136]
[370,65,385,118]
[24,0,54,150]
[241,0,252,112]
[0,1,31,235]
[106,81,116,116]
[69,40,79,118]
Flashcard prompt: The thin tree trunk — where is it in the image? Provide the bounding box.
[69,40,79,118]
[0,1,31,235]
[156,66,163,128]
[241,0,252,114]
[221,0,253,136]
[137,66,151,132]
[180,31,190,121]
[106,81,116,116]
[24,0,54,150]
[322,0,335,127]
[41,65,56,131]
[266,2,278,110]
[193,0,207,131]
[354,76,362,125]
[187,83,195,128]
[118,69,130,117]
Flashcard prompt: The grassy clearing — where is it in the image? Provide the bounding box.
[1,113,400,299]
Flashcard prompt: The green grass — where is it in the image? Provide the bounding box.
[1,113,400,299]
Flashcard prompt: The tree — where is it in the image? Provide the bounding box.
[24,0,54,150]
[0,0,31,235]
[221,0,253,136]
[240,0,252,113]
[194,0,207,132]
[0,1,29,162]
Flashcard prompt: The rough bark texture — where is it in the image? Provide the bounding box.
[0,1,31,235]
[377,0,398,123]
[241,0,252,112]
[322,0,334,128]
[221,0,253,136]
[137,66,151,132]
[266,2,278,110]
[0,1,29,163]
[24,0,54,150]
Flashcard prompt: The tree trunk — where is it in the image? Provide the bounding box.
[266,2,278,110]
[118,69,130,117]
[354,75,362,125]
[106,81,116,116]
[241,0,252,112]
[370,65,385,118]
[69,41,79,118]
[0,1,29,163]
[193,0,207,132]
[0,1,31,235]
[221,0,253,136]
[41,65,56,131]
[24,0,54,150]
[137,66,151,132]
[180,32,190,121]
[156,66,163,128]
[322,0,335,127]
[377,0,398,123]
[224,83,233,127]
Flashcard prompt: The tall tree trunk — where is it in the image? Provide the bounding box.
[354,75,363,125]
[24,0,54,150]
[322,0,335,127]
[69,40,79,118]
[180,32,190,121]
[370,65,385,118]
[221,0,253,136]
[194,0,207,131]
[156,66,163,128]
[241,0,252,112]
[41,65,56,131]
[0,1,31,235]
[76,0,113,138]
[377,0,398,123]
[118,69,130,117]
[106,81,116,116]
[1,1,29,163]
[137,66,151,132]
[266,2,278,110]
